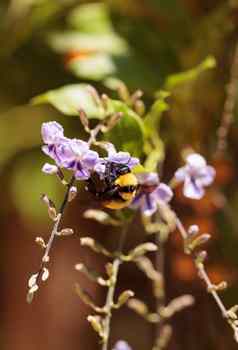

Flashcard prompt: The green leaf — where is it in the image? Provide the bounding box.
[68,3,113,33]
[48,31,128,55]
[31,84,105,118]
[68,53,116,80]
[144,91,170,136]
[0,104,60,170]
[165,55,216,90]
[10,152,63,223]
[142,91,169,170]
[144,142,165,172]
[103,100,145,157]
[67,50,159,92]
[0,104,87,172]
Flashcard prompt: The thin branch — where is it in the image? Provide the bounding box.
[175,216,238,342]
[154,232,165,340]
[28,122,105,302]
[36,175,75,285]
[215,42,238,158]
[102,227,128,350]
[88,123,103,146]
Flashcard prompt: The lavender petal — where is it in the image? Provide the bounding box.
[183,177,204,199]
[81,150,99,169]
[41,121,64,144]
[75,168,90,180]
[186,153,206,170]
[136,172,159,186]
[142,194,158,216]
[155,183,173,203]
[175,166,187,182]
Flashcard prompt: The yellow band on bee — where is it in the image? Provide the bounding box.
[102,199,132,210]
[115,173,138,187]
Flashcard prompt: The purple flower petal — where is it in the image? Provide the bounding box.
[108,151,131,164]
[42,145,52,158]
[183,176,204,199]
[141,193,158,216]
[41,121,64,144]
[186,153,206,169]
[101,143,139,169]
[127,156,140,169]
[136,172,159,186]
[69,139,89,156]
[81,150,99,168]
[75,168,90,180]
[56,140,75,164]
[155,183,173,203]
[199,166,216,186]
[175,167,187,182]
[176,153,215,200]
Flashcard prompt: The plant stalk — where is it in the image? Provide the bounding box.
[102,227,128,350]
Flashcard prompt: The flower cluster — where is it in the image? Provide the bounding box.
[41,122,215,213]
[41,121,139,180]
[42,121,99,179]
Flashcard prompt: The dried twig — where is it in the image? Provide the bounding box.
[27,123,104,302]
[102,227,128,350]
[215,42,238,157]
[175,216,238,343]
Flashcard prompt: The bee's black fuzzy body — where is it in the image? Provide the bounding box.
[86,161,138,209]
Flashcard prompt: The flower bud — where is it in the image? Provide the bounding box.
[188,225,199,236]
[68,186,77,202]
[42,267,50,282]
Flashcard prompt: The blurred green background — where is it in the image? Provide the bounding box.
[1,0,238,349]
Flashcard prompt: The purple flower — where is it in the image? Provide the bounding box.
[131,172,173,216]
[175,153,215,200]
[41,121,100,179]
[60,138,99,180]
[41,121,69,166]
[112,340,132,350]
[94,142,139,174]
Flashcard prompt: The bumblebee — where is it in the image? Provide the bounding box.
[86,161,138,209]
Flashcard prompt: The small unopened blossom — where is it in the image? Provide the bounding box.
[112,340,132,350]
[188,224,199,235]
[42,163,58,175]
[175,153,215,200]
[41,267,50,282]
[68,186,77,201]
[131,172,173,216]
